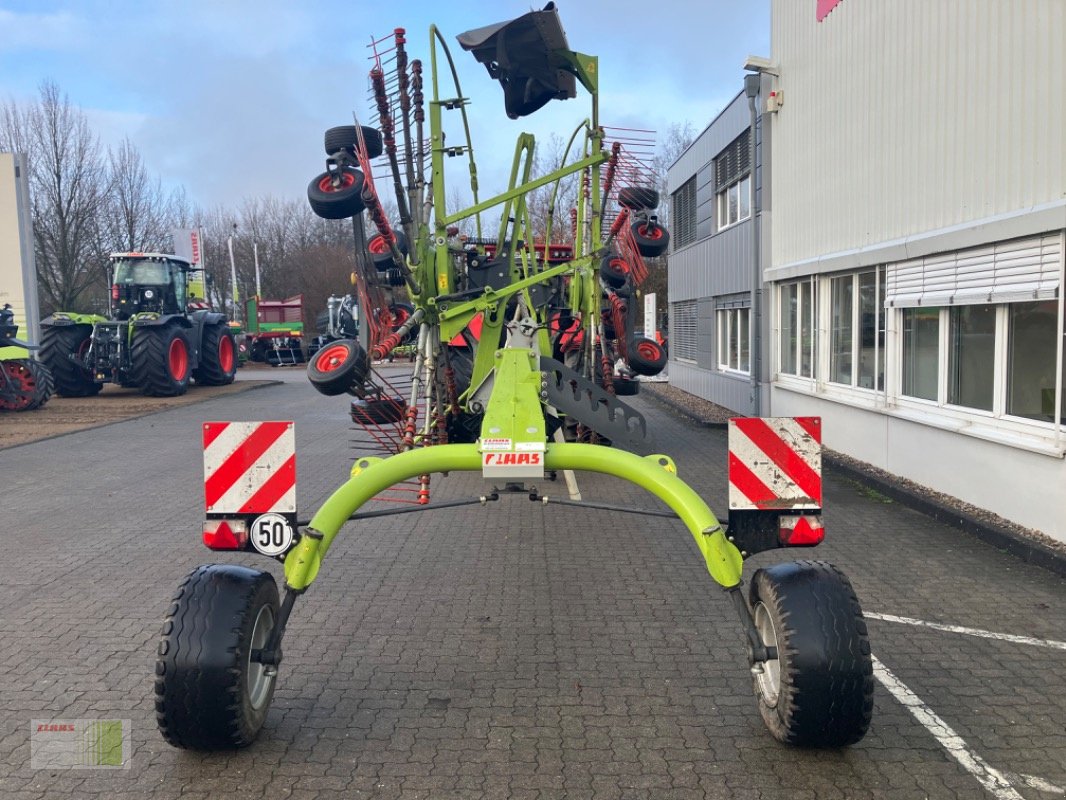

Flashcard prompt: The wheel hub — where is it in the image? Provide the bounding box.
[753,601,781,706]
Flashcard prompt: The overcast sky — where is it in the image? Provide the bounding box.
[0,0,769,210]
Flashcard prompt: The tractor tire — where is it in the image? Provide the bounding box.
[599,255,631,289]
[155,564,280,750]
[324,125,384,159]
[631,220,671,258]
[368,229,409,268]
[748,561,874,747]
[194,324,237,386]
[131,323,192,397]
[307,168,366,220]
[0,359,54,411]
[626,336,667,376]
[39,324,101,397]
[617,185,660,211]
[350,397,406,425]
[306,338,368,396]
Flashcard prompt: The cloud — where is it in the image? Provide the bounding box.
[0,9,82,51]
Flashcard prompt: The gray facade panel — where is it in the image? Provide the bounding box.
[669,361,754,416]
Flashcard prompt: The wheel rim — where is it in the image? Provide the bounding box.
[391,309,410,328]
[218,335,235,372]
[369,235,389,254]
[315,344,350,372]
[318,172,355,193]
[0,362,35,409]
[168,338,188,380]
[638,225,663,241]
[246,604,276,710]
[636,341,661,361]
[753,601,781,706]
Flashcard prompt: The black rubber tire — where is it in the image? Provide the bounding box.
[155,564,279,750]
[631,220,671,257]
[0,358,54,410]
[611,375,640,396]
[599,255,631,289]
[194,324,237,386]
[306,338,368,396]
[626,336,667,376]
[350,397,406,424]
[617,186,660,211]
[307,168,366,220]
[368,229,409,268]
[324,125,384,159]
[131,323,192,397]
[749,561,874,748]
[39,324,101,397]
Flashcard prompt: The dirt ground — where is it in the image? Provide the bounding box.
[0,375,280,450]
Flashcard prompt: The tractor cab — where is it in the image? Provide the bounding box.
[110,253,190,319]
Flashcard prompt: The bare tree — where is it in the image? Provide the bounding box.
[0,81,113,314]
[103,137,173,253]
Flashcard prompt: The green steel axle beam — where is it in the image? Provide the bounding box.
[284,443,743,592]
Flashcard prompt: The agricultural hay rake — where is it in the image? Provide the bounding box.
[155,3,873,752]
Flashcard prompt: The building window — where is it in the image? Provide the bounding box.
[717,307,750,373]
[948,304,996,411]
[1007,301,1063,422]
[857,271,886,390]
[828,269,886,390]
[672,177,697,249]
[779,280,815,378]
[670,300,698,362]
[901,307,940,401]
[715,129,751,230]
[829,276,854,384]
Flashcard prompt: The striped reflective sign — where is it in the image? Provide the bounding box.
[202,421,296,514]
[728,417,822,510]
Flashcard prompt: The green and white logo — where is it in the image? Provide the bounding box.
[31,719,130,769]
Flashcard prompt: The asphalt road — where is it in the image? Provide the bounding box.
[1,367,1064,800]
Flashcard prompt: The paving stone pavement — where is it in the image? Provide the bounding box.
[1,368,1064,799]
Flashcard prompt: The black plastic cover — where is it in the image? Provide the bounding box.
[457,2,578,119]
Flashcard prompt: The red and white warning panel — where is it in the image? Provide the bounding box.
[728,417,822,511]
[202,421,296,514]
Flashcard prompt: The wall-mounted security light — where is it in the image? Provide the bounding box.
[743,55,779,76]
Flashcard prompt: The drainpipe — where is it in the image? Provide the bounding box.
[744,73,762,417]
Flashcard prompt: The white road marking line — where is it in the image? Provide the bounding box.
[866,612,1066,651]
[872,656,1026,800]
[1005,772,1066,795]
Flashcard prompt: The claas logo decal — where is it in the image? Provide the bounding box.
[482,452,542,466]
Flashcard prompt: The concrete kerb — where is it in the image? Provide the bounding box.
[643,385,1066,579]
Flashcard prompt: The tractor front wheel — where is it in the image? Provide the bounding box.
[39,324,101,397]
[155,564,279,750]
[749,561,874,747]
[131,324,191,397]
[194,323,238,386]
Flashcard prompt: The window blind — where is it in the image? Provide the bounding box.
[885,232,1062,307]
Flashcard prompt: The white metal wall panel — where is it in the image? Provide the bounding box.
[770,0,1066,272]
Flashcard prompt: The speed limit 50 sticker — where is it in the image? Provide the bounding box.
[250,513,295,556]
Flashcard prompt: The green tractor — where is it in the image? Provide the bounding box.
[40,252,237,398]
